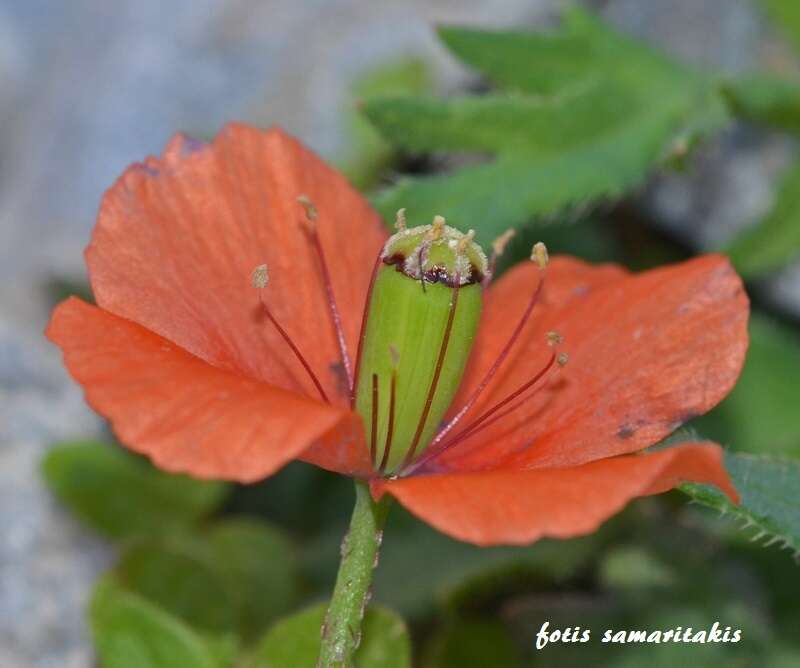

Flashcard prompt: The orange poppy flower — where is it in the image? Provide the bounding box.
[46,124,748,546]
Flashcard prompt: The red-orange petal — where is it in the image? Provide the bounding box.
[46,298,372,482]
[87,124,387,405]
[375,443,737,546]
[437,255,748,473]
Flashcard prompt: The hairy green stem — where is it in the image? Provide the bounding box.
[318,480,391,667]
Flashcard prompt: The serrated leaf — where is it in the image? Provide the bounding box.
[246,603,410,668]
[725,160,800,276]
[761,0,800,53]
[367,8,726,238]
[90,576,226,668]
[722,75,800,133]
[363,84,635,154]
[692,315,800,456]
[437,8,682,96]
[41,441,228,541]
[682,452,800,555]
[115,519,300,642]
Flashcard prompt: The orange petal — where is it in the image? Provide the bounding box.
[87,124,387,405]
[46,298,372,482]
[376,443,737,546]
[437,255,748,472]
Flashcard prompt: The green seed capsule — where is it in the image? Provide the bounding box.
[354,217,486,474]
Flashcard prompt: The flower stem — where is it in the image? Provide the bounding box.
[318,480,391,667]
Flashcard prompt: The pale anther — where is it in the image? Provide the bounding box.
[557,352,569,367]
[251,263,269,289]
[395,208,407,231]
[546,330,563,347]
[389,344,400,367]
[297,195,319,223]
[491,229,515,257]
[531,241,549,269]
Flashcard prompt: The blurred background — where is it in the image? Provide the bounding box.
[2,0,800,666]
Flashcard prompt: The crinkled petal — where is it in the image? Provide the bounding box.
[87,124,387,405]
[376,443,737,546]
[437,255,748,472]
[47,298,372,481]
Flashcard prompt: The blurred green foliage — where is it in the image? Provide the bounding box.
[365,7,726,240]
[42,442,227,540]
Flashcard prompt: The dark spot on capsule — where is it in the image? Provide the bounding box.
[382,255,484,287]
[618,425,636,440]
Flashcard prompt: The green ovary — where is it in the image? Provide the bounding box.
[354,266,482,474]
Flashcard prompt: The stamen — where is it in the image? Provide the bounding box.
[546,330,564,347]
[252,264,329,403]
[297,195,319,224]
[407,349,560,473]
[532,241,549,269]
[484,229,515,288]
[395,208,407,231]
[297,195,354,395]
[428,245,548,449]
[400,275,461,469]
[370,373,379,465]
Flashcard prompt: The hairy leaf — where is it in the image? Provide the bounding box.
[682,453,800,556]
[366,8,726,238]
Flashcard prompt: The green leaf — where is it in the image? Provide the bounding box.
[340,58,431,189]
[205,519,300,640]
[422,620,522,668]
[90,576,227,668]
[761,0,800,53]
[682,452,800,556]
[437,8,683,96]
[116,539,237,634]
[722,75,800,134]
[692,314,800,456]
[246,603,410,668]
[599,546,676,590]
[725,160,800,276]
[41,441,227,540]
[115,519,300,641]
[366,8,726,238]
